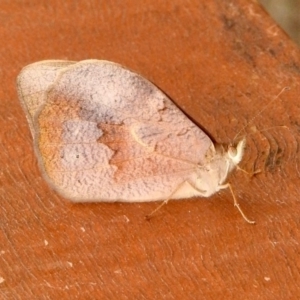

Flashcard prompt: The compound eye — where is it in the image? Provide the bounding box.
[228,145,237,158]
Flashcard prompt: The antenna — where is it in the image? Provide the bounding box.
[233,87,290,144]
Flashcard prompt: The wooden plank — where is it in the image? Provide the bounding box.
[1,0,299,298]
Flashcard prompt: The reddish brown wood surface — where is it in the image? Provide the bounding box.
[1,1,300,299]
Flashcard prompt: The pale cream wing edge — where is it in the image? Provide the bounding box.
[17,60,77,137]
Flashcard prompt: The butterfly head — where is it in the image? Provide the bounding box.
[227,138,246,166]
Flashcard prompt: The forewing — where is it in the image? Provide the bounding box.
[26,60,214,201]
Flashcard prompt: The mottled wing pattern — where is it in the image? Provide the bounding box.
[18,60,214,202]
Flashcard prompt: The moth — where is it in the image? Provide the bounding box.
[17,59,254,223]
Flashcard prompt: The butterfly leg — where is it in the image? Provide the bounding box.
[219,183,255,224]
[145,180,207,220]
[236,165,261,177]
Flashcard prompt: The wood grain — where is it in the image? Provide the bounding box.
[1,0,300,299]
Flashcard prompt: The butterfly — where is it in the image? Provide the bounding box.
[17,59,254,223]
